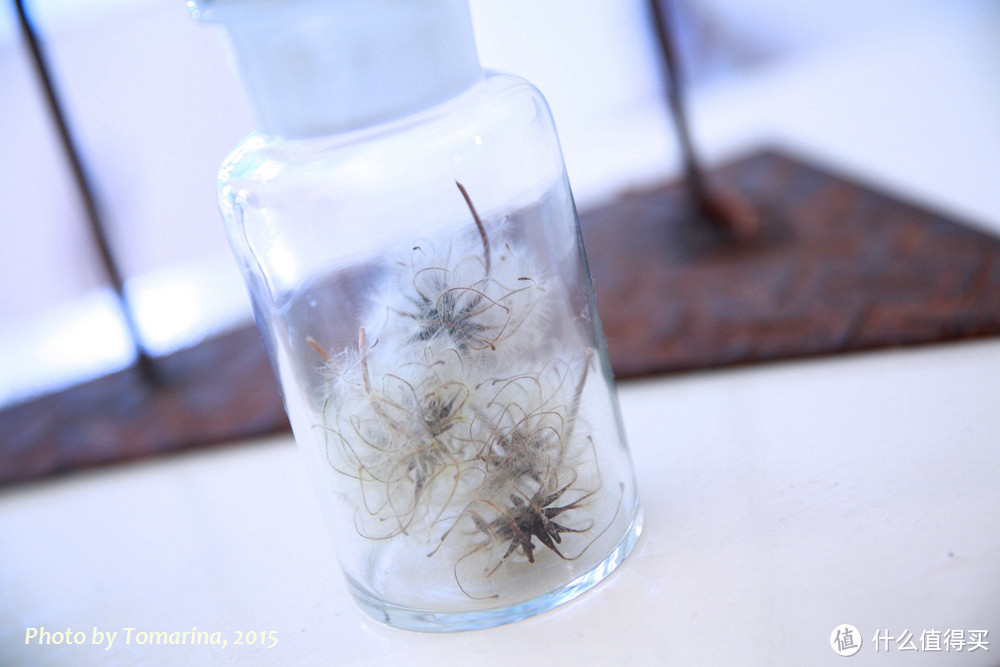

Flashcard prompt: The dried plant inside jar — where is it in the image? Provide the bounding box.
[315,184,606,598]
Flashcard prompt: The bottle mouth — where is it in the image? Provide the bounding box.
[192,0,482,138]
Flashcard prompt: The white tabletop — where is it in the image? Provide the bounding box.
[2,2,998,665]
[3,339,999,665]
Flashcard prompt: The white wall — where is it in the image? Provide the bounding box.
[0,0,996,403]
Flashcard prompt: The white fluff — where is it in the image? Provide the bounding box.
[318,200,599,575]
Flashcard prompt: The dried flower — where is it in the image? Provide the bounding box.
[317,184,602,595]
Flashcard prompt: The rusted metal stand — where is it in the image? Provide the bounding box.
[3,2,998,486]
[582,149,1000,377]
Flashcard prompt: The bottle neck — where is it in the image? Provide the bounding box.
[192,0,482,138]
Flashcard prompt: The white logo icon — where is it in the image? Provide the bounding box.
[831,624,862,657]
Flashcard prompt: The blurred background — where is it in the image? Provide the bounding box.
[1,0,998,408]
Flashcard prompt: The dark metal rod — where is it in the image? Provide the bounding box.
[13,0,159,385]
[647,0,759,240]
[647,0,712,211]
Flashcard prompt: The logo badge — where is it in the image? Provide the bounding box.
[831,624,862,657]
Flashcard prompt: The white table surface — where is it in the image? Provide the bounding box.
[3,339,1000,665]
[2,3,998,665]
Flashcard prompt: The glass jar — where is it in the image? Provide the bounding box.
[192,0,641,631]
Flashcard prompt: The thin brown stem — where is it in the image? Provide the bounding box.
[306,336,330,361]
[456,181,491,275]
[359,327,371,395]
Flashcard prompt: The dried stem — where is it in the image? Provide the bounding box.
[306,336,330,361]
[456,181,491,275]
[358,327,371,395]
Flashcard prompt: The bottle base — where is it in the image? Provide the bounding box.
[345,502,643,632]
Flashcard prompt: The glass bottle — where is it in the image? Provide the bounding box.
[190,0,642,631]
